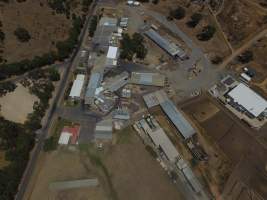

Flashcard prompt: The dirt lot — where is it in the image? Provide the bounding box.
[0,83,38,123]
[146,0,231,60]
[217,0,267,48]
[181,96,267,198]
[103,127,185,200]
[26,126,184,200]
[0,0,79,63]
[26,149,108,200]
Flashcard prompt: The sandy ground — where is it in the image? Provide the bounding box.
[0,84,38,123]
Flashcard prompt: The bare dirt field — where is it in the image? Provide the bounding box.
[0,83,38,123]
[217,0,267,48]
[103,127,185,200]
[147,0,231,60]
[0,0,74,63]
[181,96,267,198]
[26,126,185,200]
[26,149,108,200]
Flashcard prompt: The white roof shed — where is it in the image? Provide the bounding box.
[69,74,85,98]
[228,83,267,117]
[107,46,118,59]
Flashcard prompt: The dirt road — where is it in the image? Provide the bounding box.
[219,28,267,69]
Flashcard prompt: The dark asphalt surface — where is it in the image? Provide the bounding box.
[15,2,98,199]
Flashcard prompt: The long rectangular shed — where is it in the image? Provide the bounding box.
[85,72,103,105]
[139,119,179,162]
[143,90,195,139]
[144,29,186,58]
[130,72,166,87]
[69,74,85,99]
[160,99,195,139]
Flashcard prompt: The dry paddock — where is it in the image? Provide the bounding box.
[25,127,185,200]
[181,95,267,198]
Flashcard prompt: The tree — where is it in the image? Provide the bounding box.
[186,13,202,28]
[89,15,98,37]
[197,25,216,41]
[48,67,60,81]
[14,27,31,42]
[120,33,147,60]
[0,30,5,42]
[237,50,253,64]
[169,7,186,20]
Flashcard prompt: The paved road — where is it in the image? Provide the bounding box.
[15,2,98,199]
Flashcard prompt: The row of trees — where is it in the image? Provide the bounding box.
[89,15,98,37]
[120,33,148,60]
[167,6,216,41]
[0,16,84,80]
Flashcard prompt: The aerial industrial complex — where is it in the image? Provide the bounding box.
[4,0,267,200]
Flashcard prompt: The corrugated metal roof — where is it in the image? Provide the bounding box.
[130,72,165,86]
[99,17,118,27]
[95,120,113,140]
[69,74,85,98]
[85,73,102,98]
[160,100,195,139]
[144,29,186,57]
[107,46,118,59]
[139,119,179,162]
[103,71,129,92]
[49,179,99,190]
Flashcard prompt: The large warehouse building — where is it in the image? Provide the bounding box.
[143,90,196,139]
[144,29,187,59]
[227,83,267,117]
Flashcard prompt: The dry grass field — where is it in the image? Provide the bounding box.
[217,0,267,48]
[0,83,38,123]
[181,96,267,199]
[0,0,82,63]
[26,127,184,200]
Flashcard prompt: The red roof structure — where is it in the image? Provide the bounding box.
[62,125,80,144]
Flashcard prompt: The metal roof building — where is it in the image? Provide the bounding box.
[92,18,118,51]
[143,90,169,108]
[69,74,85,99]
[95,119,113,140]
[103,71,129,92]
[106,46,119,67]
[144,29,186,58]
[85,72,103,105]
[227,83,267,117]
[139,118,179,162]
[160,99,195,139]
[99,17,118,27]
[143,90,195,139]
[130,72,166,87]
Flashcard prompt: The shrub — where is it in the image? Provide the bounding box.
[197,25,216,41]
[14,27,31,42]
[169,7,186,20]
